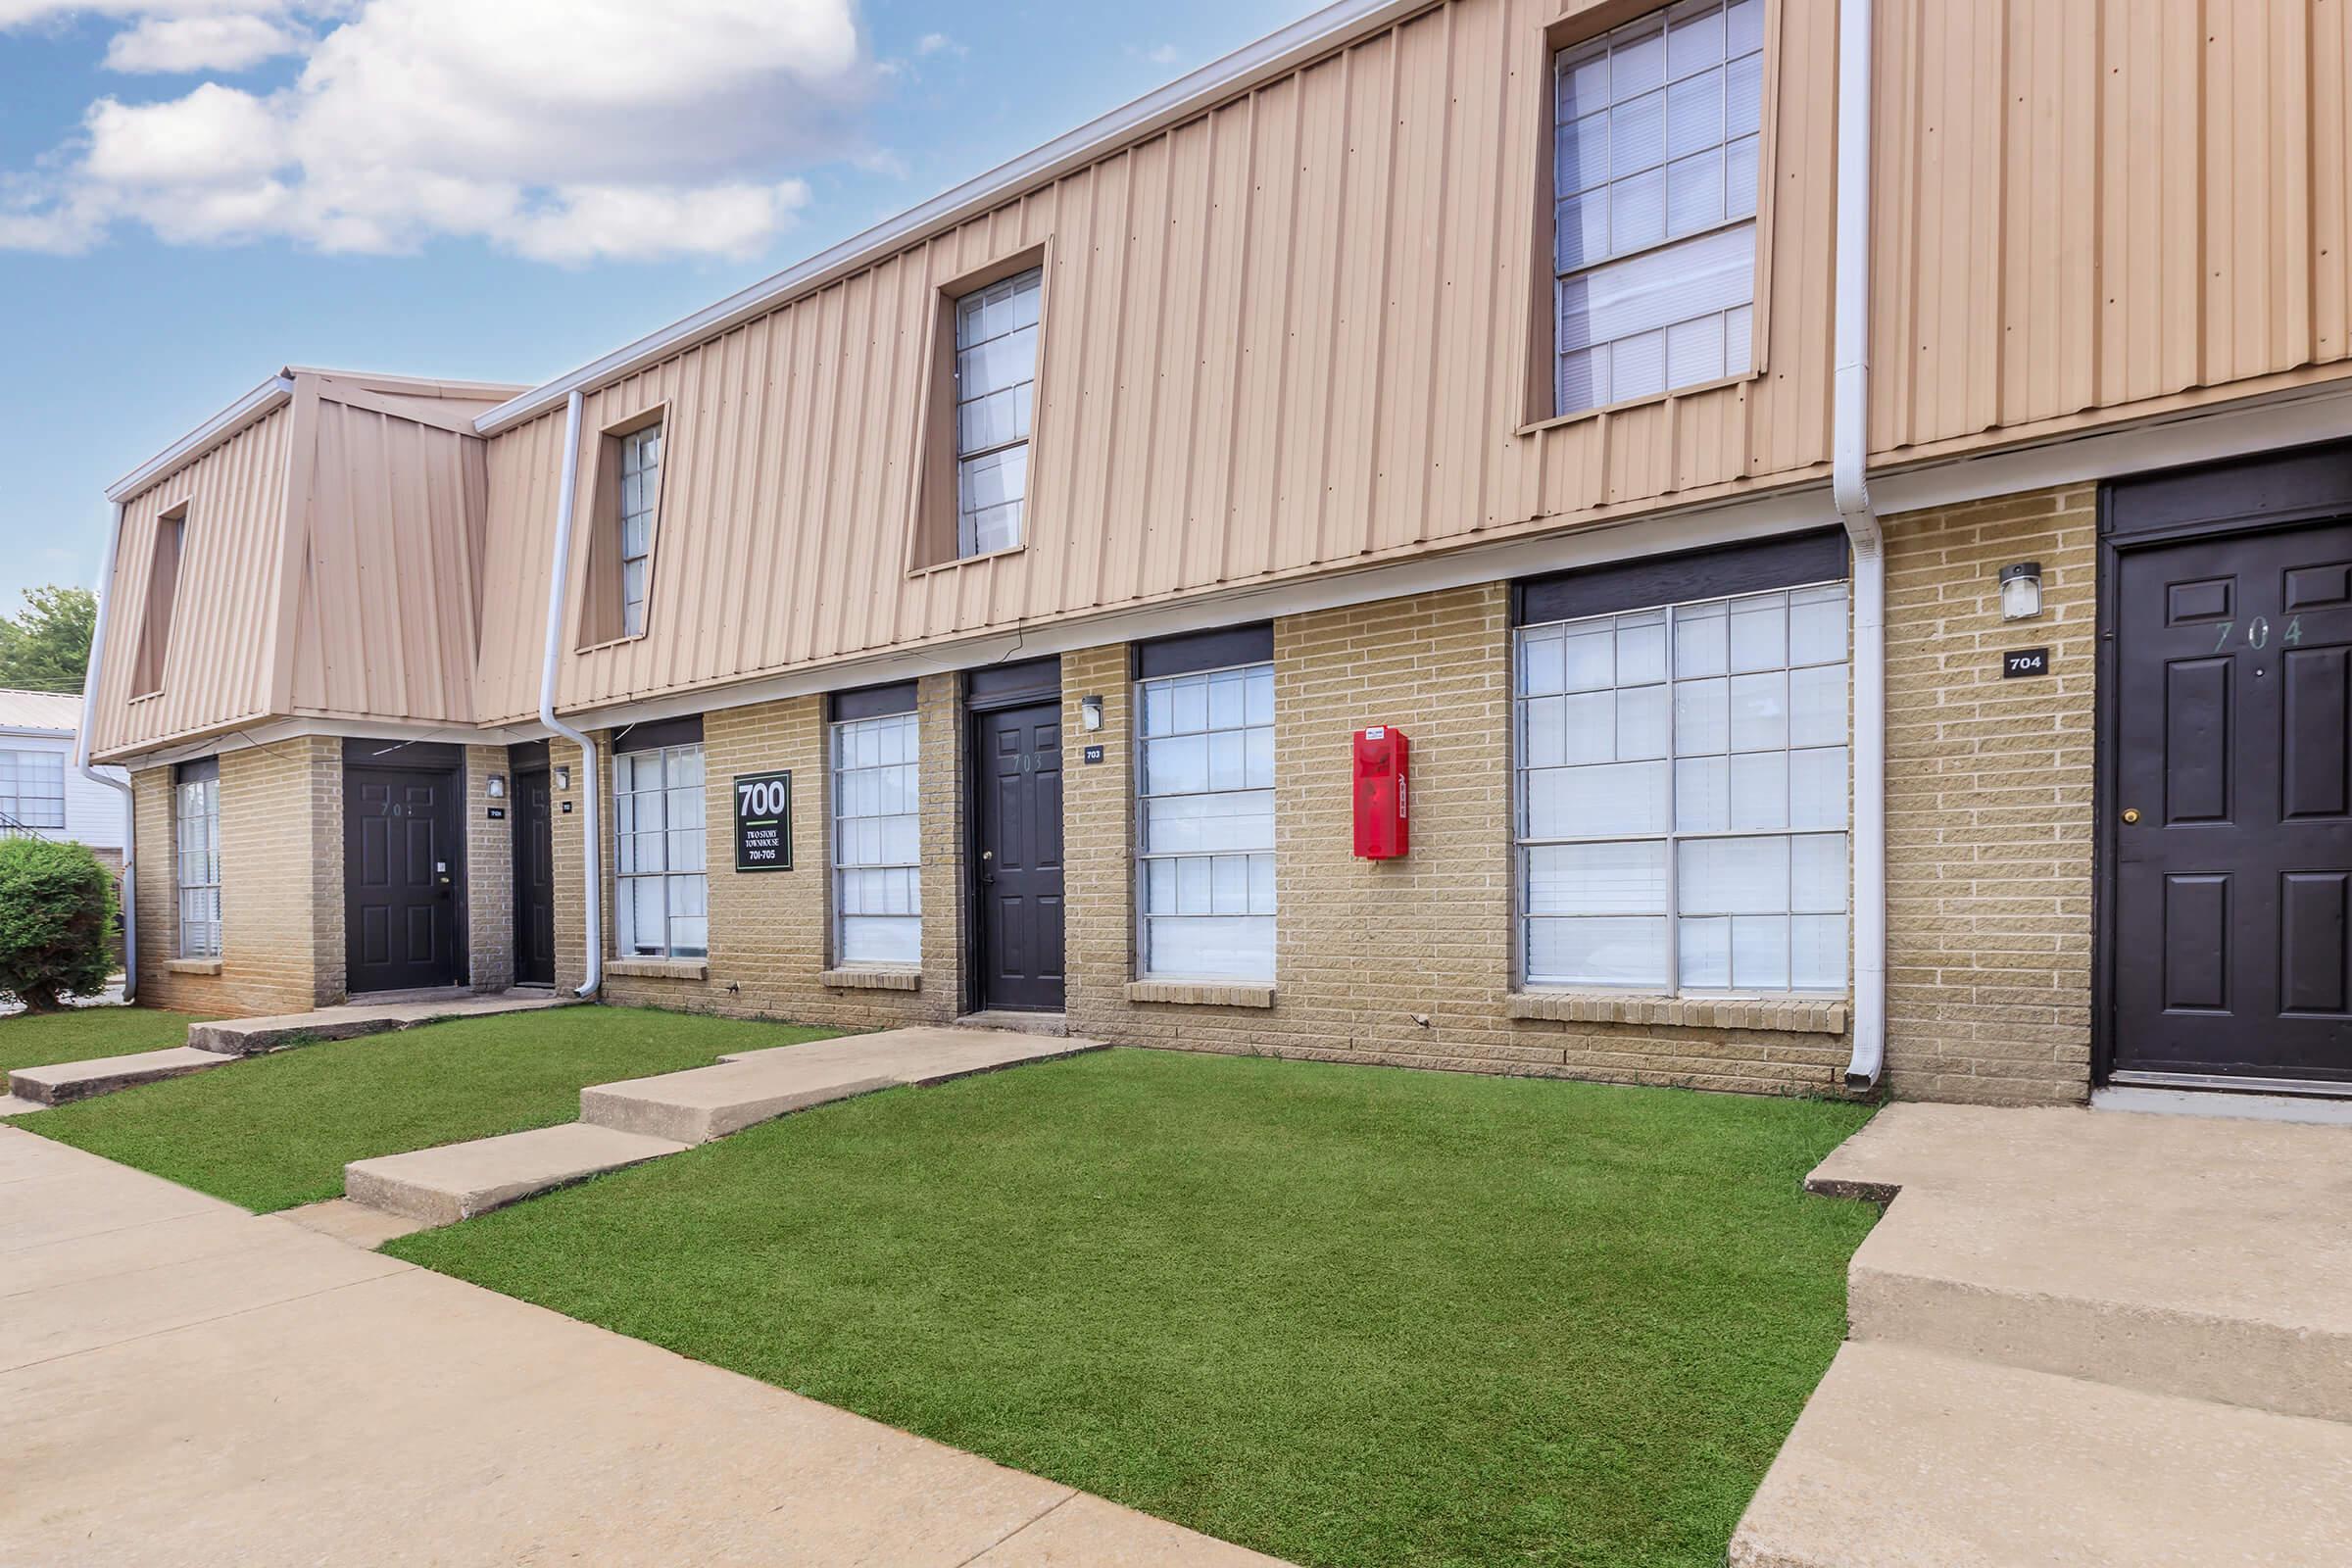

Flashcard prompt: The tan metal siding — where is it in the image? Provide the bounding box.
[473,0,1846,723]
[287,393,488,724]
[1873,0,2352,456]
[93,404,294,756]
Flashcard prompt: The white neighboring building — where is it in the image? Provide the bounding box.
[0,689,128,871]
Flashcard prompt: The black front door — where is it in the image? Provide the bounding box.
[346,765,461,994]
[971,702,1065,1010]
[512,766,555,986]
[2113,520,2352,1084]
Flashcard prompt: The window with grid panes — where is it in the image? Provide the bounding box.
[0,749,66,829]
[1514,580,1848,992]
[1552,0,1764,415]
[613,742,708,958]
[1136,661,1276,980]
[617,422,661,637]
[832,712,920,966]
[174,760,220,959]
[954,268,1042,557]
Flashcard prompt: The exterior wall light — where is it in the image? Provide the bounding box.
[555,765,571,790]
[1080,695,1103,732]
[485,773,507,800]
[1998,561,2043,621]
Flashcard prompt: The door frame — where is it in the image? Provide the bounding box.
[341,738,468,996]
[2093,439,2352,1088]
[960,658,1062,1014]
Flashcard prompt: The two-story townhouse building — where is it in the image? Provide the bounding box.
[81,0,2352,1104]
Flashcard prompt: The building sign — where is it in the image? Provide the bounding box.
[1082,744,1104,764]
[733,770,793,871]
[2002,648,2050,679]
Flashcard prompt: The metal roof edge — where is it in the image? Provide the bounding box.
[104,373,296,503]
[472,0,1432,437]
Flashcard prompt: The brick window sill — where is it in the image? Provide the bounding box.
[1507,992,1848,1035]
[164,957,222,976]
[606,958,709,982]
[820,967,920,993]
[1125,980,1276,1009]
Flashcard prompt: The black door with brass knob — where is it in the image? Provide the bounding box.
[2112,520,2352,1084]
[969,702,1065,1011]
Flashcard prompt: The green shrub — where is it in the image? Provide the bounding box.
[0,838,119,1012]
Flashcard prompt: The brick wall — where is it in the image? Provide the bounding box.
[132,737,342,1016]
[464,744,514,993]
[591,681,960,1028]
[1882,484,2097,1104]
[1061,587,1855,1095]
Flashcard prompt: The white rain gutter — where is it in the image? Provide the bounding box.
[539,390,602,999]
[1834,0,1886,1089]
[76,502,137,1002]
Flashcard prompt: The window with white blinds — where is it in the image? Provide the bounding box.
[0,749,65,829]
[832,711,921,966]
[955,268,1042,557]
[617,422,661,637]
[614,742,708,958]
[174,762,220,959]
[1552,0,1764,415]
[1136,661,1277,980]
[1514,581,1849,993]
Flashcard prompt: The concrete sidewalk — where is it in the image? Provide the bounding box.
[0,1126,1284,1567]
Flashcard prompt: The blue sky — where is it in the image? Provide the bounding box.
[0,0,1303,620]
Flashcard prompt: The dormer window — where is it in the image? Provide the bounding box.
[578,410,665,648]
[954,267,1042,557]
[1550,0,1763,416]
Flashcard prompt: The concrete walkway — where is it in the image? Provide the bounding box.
[1732,1102,2352,1566]
[0,1125,1284,1567]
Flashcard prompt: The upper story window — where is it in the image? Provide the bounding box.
[1551,0,1763,416]
[954,268,1042,557]
[579,413,664,648]
[613,726,707,959]
[1514,574,1847,995]
[130,504,186,697]
[617,422,661,637]
[0,749,66,830]
[174,758,220,959]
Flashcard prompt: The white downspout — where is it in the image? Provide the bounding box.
[1834,0,1885,1089]
[539,390,602,999]
[77,502,137,1002]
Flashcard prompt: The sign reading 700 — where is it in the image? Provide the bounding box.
[733,770,793,872]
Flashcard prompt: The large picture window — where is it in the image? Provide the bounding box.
[0,749,66,829]
[832,710,920,966]
[174,759,220,959]
[614,740,708,959]
[1515,580,1847,992]
[1551,0,1763,415]
[1137,660,1276,981]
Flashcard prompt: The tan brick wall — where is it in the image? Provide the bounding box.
[464,744,514,993]
[1062,587,1855,1095]
[1882,484,2097,1104]
[131,737,342,1016]
[588,683,960,1027]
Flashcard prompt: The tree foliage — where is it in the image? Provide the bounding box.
[0,585,98,694]
[0,838,119,1012]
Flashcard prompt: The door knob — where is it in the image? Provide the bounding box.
[2121,808,2141,824]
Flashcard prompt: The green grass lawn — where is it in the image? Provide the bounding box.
[0,1005,211,1077]
[17,1006,841,1212]
[390,1049,1876,1568]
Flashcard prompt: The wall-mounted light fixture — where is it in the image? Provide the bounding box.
[485,773,507,800]
[1998,561,2043,622]
[1080,695,1103,732]
[555,765,571,791]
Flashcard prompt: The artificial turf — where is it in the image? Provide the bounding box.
[16,1004,840,1212]
[388,1047,1877,1568]
[0,1005,211,1078]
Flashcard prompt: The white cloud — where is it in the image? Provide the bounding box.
[0,0,871,263]
[913,31,961,57]
[102,13,306,72]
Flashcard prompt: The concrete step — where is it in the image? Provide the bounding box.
[189,991,570,1056]
[344,1123,686,1227]
[589,1026,1102,1144]
[1730,1342,2352,1567]
[9,1047,236,1106]
[952,1010,1071,1038]
[1812,1102,2352,1423]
